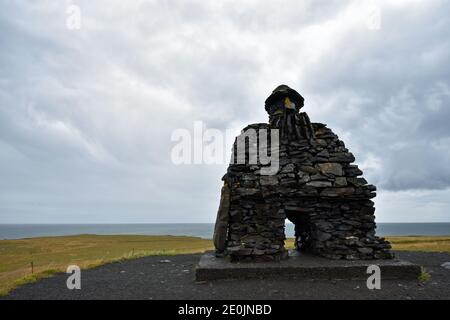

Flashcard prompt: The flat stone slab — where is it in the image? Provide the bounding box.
[195,251,421,281]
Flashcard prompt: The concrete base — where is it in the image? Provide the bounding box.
[195,251,421,281]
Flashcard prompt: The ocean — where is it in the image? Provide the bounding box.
[0,223,449,240]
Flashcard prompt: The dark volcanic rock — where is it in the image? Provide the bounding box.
[215,85,393,262]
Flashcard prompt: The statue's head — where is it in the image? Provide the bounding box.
[265,85,304,115]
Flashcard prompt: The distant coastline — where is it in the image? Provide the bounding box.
[1,223,449,240]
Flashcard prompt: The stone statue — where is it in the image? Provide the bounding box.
[213,85,393,262]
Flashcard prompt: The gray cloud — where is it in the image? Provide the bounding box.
[0,0,449,223]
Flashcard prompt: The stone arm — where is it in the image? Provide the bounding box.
[213,183,231,253]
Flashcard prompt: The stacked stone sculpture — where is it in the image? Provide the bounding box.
[216,85,393,262]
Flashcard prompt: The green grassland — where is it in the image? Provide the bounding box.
[0,234,214,296]
[0,234,449,296]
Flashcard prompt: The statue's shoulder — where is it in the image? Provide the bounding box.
[311,122,341,140]
[311,122,327,130]
[241,123,270,132]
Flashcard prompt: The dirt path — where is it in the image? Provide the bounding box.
[3,251,450,300]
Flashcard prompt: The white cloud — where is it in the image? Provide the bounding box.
[1,0,449,223]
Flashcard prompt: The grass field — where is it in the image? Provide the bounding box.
[0,234,213,296]
[0,234,449,296]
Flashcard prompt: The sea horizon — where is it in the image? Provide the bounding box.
[1,222,449,240]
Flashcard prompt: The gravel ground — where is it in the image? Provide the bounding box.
[3,251,450,300]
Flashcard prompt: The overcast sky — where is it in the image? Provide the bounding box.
[1,0,449,223]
